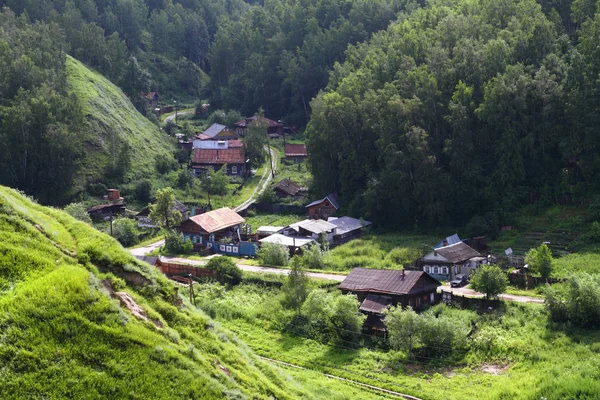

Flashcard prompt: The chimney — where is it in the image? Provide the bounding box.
[401,269,405,280]
[443,239,448,246]
[107,189,120,202]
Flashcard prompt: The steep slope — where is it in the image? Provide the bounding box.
[66,56,174,188]
[0,186,312,399]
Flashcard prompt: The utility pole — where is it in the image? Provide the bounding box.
[174,100,178,125]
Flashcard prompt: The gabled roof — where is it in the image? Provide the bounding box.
[274,178,302,196]
[434,233,461,249]
[434,241,481,264]
[329,216,372,235]
[192,148,245,165]
[202,123,232,138]
[135,255,159,266]
[188,208,245,234]
[306,192,340,210]
[359,294,392,314]
[234,116,282,128]
[287,219,336,235]
[338,268,441,296]
[259,233,315,247]
[193,133,212,141]
[285,144,308,157]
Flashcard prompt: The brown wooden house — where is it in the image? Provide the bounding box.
[191,148,247,176]
[284,144,308,162]
[339,268,441,333]
[306,192,340,220]
[234,116,283,136]
[177,207,245,251]
[418,241,483,281]
[274,178,303,198]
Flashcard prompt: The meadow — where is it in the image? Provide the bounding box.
[190,278,600,400]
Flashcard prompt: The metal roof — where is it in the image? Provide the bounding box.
[274,178,302,196]
[259,233,315,247]
[203,123,229,138]
[256,226,284,234]
[306,192,340,210]
[434,233,461,249]
[188,208,245,234]
[287,219,337,234]
[329,216,372,235]
[434,241,481,264]
[285,143,308,157]
[359,294,392,314]
[192,148,245,165]
[338,268,440,295]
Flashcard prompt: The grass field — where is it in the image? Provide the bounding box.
[190,279,600,400]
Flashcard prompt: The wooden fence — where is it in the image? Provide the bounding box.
[508,272,563,288]
[441,290,502,309]
[159,262,216,279]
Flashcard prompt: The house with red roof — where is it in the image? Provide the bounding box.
[284,144,308,162]
[191,148,246,176]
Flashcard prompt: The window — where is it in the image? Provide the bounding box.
[219,245,225,251]
[192,236,197,244]
[430,293,435,303]
[442,267,448,275]
[434,266,439,274]
[232,165,238,174]
[226,246,232,253]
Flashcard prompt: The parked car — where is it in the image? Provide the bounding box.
[450,274,468,287]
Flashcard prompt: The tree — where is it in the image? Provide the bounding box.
[149,187,182,230]
[134,179,152,202]
[201,166,229,196]
[111,218,139,247]
[244,115,267,168]
[330,294,365,346]
[206,256,242,285]
[385,306,421,358]
[64,203,92,223]
[469,265,508,300]
[301,244,325,270]
[282,256,309,312]
[163,229,193,254]
[257,242,289,267]
[525,243,554,279]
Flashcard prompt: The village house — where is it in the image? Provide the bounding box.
[177,207,245,252]
[338,268,441,334]
[193,136,243,150]
[273,178,304,199]
[234,116,283,137]
[191,147,246,176]
[135,200,190,228]
[418,241,485,281]
[328,216,372,245]
[192,124,239,147]
[284,144,308,163]
[146,92,159,107]
[87,189,126,221]
[306,192,340,220]
[280,219,338,244]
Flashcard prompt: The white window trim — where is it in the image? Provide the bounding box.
[232,165,238,174]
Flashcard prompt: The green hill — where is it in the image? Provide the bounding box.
[0,186,313,399]
[66,56,174,190]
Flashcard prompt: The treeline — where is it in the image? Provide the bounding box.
[0,10,85,204]
[306,0,600,228]
[209,0,417,125]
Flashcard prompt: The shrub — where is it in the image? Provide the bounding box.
[206,257,242,285]
[546,274,600,328]
[111,218,139,247]
[282,257,309,312]
[64,202,92,223]
[135,179,152,202]
[258,188,277,204]
[156,154,178,174]
[301,244,324,269]
[164,230,193,254]
[525,243,554,278]
[257,242,289,266]
[470,264,508,299]
[176,170,194,190]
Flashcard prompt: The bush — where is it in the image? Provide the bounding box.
[258,188,277,204]
[156,154,178,174]
[525,243,554,278]
[470,264,508,299]
[64,202,92,223]
[176,170,194,190]
[135,179,152,202]
[111,218,139,247]
[546,274,600,328]
[301,244,324,269]
[257,242,289,266]
[206,257,242,285]
[164,230,193,254]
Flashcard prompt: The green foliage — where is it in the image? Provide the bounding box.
[470,265,509,299]
[149,187,181,230]
[111,218,139,247]
[64,203,92,224]
[525,243,554,278]
[257,242,290,267]
[155,153,178,175]
[301,244,325,270]
[201,165,229,196]
[176,169,194,190]
[545,274,600,328]
[244,116,268,169]
[282,257,309,312]
[134,179,152,202]
[208,109,243,127]
[163,230,192,255]
[385,306,421,357]
[206,257,242,286]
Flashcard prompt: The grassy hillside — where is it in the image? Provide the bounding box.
[66,56,174,189]
[0,186,318,399]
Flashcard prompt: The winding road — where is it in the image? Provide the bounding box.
[235,145,278,213]
[163,109,194,123]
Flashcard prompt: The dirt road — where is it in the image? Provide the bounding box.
[163,109,194,123]
[440,284,544,304]
[234,145,278,213]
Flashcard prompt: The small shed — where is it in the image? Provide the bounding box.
[274,178,303,198]
[328,216,372,244]
[284,144,308,162]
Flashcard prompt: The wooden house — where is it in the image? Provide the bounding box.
[87,189,125,220]
[234,116,283,136]
[418,241,484,281]
[191,148,246,176]
[284,144,308,162]
[339,268,441,333]
[192,123,239,145]
[273,178,304,198]
[306,193,340,220]
[177,207,245,252]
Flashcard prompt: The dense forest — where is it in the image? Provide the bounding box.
[306,0,600,229]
